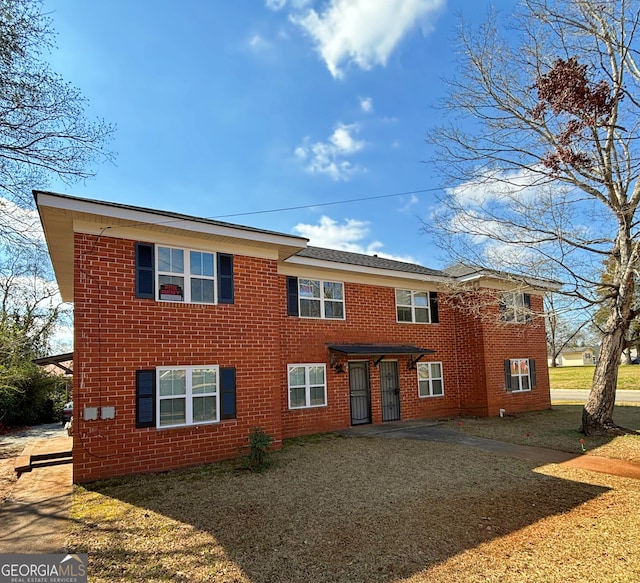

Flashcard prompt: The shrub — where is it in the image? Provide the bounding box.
[0,362,63,426]
[240,427,274,472]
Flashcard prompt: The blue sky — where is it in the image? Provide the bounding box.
[39,0,513,269]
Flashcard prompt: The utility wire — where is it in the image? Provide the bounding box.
[210,187,439,219]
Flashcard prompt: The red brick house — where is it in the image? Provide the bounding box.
[36,191,554,483]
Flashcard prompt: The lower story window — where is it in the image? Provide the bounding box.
[505,359,536,392]
[417,362,444,397]
[158,366,219,427]
[288,364,327,409]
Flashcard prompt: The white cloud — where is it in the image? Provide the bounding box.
[359,96,373,113]
[293,215,418,263]
[398,193,419,212]
[446,168,547,208]
[295,123,366,180]
[290,0,445,78]
[266,0,312,10]
[248,34,271,52]
[266,0,287,10]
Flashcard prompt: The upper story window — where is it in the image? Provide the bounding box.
[287,276,345,319]
[500,292,531,323]
[396,290,439,324]
[157,246,215,303]
[135,242,234,304]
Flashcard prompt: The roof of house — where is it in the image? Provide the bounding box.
[35,191,558,301]
[296,247,444,277]
[34,189,305,242]
[443,263,562,291]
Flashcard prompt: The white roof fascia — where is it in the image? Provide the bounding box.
[454,271,562,292]
[36,192,308,249]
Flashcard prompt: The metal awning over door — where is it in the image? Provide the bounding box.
[327,344,435,370]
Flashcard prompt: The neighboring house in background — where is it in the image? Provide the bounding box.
[36,191,556,483]
[548,347,598,367]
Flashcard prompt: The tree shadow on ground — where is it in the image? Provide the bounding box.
[75,437,612,583]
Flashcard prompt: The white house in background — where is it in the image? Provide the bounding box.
[549,346,598,367]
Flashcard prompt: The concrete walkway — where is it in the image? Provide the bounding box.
[340,420,640,480]
[0,435,73,553]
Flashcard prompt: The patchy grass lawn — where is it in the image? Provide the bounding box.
[549,364,640,390]
[441,405,640,463]
[70,432,640,583]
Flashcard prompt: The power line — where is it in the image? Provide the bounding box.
[209,187,440,219]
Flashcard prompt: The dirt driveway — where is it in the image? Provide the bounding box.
[0,423,68,503]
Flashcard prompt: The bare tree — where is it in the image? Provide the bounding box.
[0,0,114,246]
[0,242,65,364]
[426,0,640,434]
[545,294,594,367]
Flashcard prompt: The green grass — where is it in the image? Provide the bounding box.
[549,364,640,390]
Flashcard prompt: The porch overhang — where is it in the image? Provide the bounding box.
[33,352,74,375]
[327,344,435,370]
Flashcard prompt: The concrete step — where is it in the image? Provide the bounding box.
[15,449,73,476]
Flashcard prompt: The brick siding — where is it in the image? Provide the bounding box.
[72,232,550,482]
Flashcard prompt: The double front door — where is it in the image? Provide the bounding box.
[349,360,401,425]
[379,361,401,422]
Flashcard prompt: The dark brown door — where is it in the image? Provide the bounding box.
[349,362,371,425]
[380,361,401,422]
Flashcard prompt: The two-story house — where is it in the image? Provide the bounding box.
[36,191,553,483]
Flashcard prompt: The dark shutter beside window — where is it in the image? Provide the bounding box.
[429,291,439,323]
[136,370,156,428]
[524,293,532,322]
[135,243,155,299]
[218,253,234,304]
[529,358,537,388]
[220,367,237,420]
[287,276,299,316]
[504,360,513,392]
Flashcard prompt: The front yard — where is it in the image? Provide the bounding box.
[69,406,640,583]
[548,364,640,390]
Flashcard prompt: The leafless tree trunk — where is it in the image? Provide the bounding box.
[425,0,640,434]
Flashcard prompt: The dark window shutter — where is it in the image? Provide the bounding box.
[524,293,532,321]
[220,367,237,420]
[429,292,439,323]
[529,359,537,388]
[504,360,513,392]
[287,276,299,316]
[218,253,234,304]
[136,370,156,428]
[135,243,155,299]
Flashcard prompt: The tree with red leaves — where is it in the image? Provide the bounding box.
[427,0,640,435]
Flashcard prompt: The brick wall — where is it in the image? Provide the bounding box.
[73,232,551,482]
[280,282,551,439]
[73,233,283,482]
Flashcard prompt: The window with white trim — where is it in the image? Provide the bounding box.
[298,279,345,319]
[157,246,215,303]
[288,364,327,409]
[506,359,532,392]
[417,362,444,397]
[157,366,219,427]
[500,292,531,323]
[396,290,432,323]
